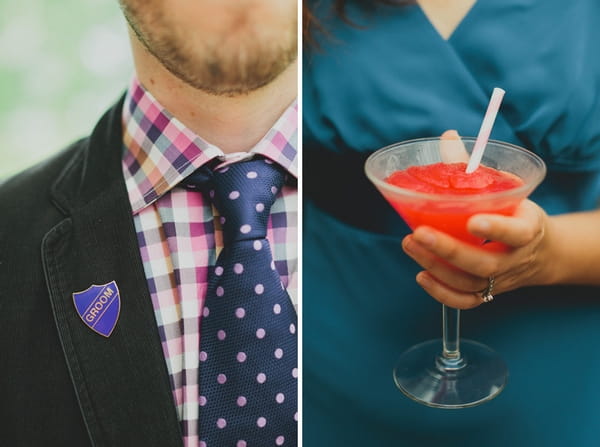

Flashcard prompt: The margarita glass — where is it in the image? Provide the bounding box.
[364,137,546,408]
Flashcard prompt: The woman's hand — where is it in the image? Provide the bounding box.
[401,199,556,309]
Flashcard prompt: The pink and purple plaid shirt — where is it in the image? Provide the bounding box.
[121,77,298,446]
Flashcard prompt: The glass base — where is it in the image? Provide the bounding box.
[393,338,507,409]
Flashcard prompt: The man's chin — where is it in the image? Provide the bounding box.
[185,74,289,98]
[165,55,297,97]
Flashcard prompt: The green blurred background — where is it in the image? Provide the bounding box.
[0,0,133,178]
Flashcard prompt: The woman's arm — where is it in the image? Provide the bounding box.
[545,209,600,284]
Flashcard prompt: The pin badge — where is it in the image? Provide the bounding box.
[73,281,121,337]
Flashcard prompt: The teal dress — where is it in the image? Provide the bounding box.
[303,1,600,445]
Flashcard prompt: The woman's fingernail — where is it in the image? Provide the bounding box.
[415,231,436,247]
[416,272,431,287]
[472,218,490,232]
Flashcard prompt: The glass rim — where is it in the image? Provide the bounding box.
[364,136,547,202]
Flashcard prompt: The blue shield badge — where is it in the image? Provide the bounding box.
[73,281,121,337]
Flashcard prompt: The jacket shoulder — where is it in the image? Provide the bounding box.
[0,139,88,238]
[1,139,85,208]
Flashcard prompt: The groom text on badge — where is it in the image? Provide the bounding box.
[84,286,116,324]
[73,281,121,337]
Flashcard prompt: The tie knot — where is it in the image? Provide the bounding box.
[183,158,286,244]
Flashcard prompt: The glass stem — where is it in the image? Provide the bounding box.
[440,304,465,370]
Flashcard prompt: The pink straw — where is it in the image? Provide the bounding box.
[465,87,506,173]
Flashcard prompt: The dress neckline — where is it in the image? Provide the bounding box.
[414,0,481,42]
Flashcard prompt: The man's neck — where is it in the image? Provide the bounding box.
[129,35,297,154]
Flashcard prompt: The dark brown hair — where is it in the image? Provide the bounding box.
[304,0,415,45]
[332,0,414,18]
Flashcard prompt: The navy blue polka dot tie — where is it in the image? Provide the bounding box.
[183,157,297,447]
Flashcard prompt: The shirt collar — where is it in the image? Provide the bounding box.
[121,77,298,214]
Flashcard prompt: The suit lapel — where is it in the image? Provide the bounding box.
[42,98,183,447]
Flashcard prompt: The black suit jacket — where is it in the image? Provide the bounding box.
[0,97,184,446]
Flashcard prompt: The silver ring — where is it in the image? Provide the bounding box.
[480,276,495,303]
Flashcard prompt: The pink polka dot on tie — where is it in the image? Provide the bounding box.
[276,393,285,404]
[274,348,283,359]
[217,374,227,384]
[257,373,267,384]
[271,260,276,270]
[237,396,247,407]
[209,190,215,199]
[292,368,298,378]
[255,284,264,295]
[237,441,247,447]
[218,166,230,173]
[253,240,262,250]
[200,441,207,447]
[273,304,281,314]
[240,224,252,234]
[199,351,207,362]
[256,203,265,212]
[229,191,240,200]
[247,171,258,179]
[256,328,266,339]
[218,330,226,340]
[276,436,285,445]
[294,412,298,421]
[215,266,224,276]
[290,323,296,334]
[203,307,210,317]
[271,186,278,194]
[199,396,207,406]
[234,263,244,274]
[237,352,247,362]
[257,417,267,428]
[236,307,245,318]
[217,418,227,429]
[220,216,226,224]
[265,158,274,164]
[216,286,225,297]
